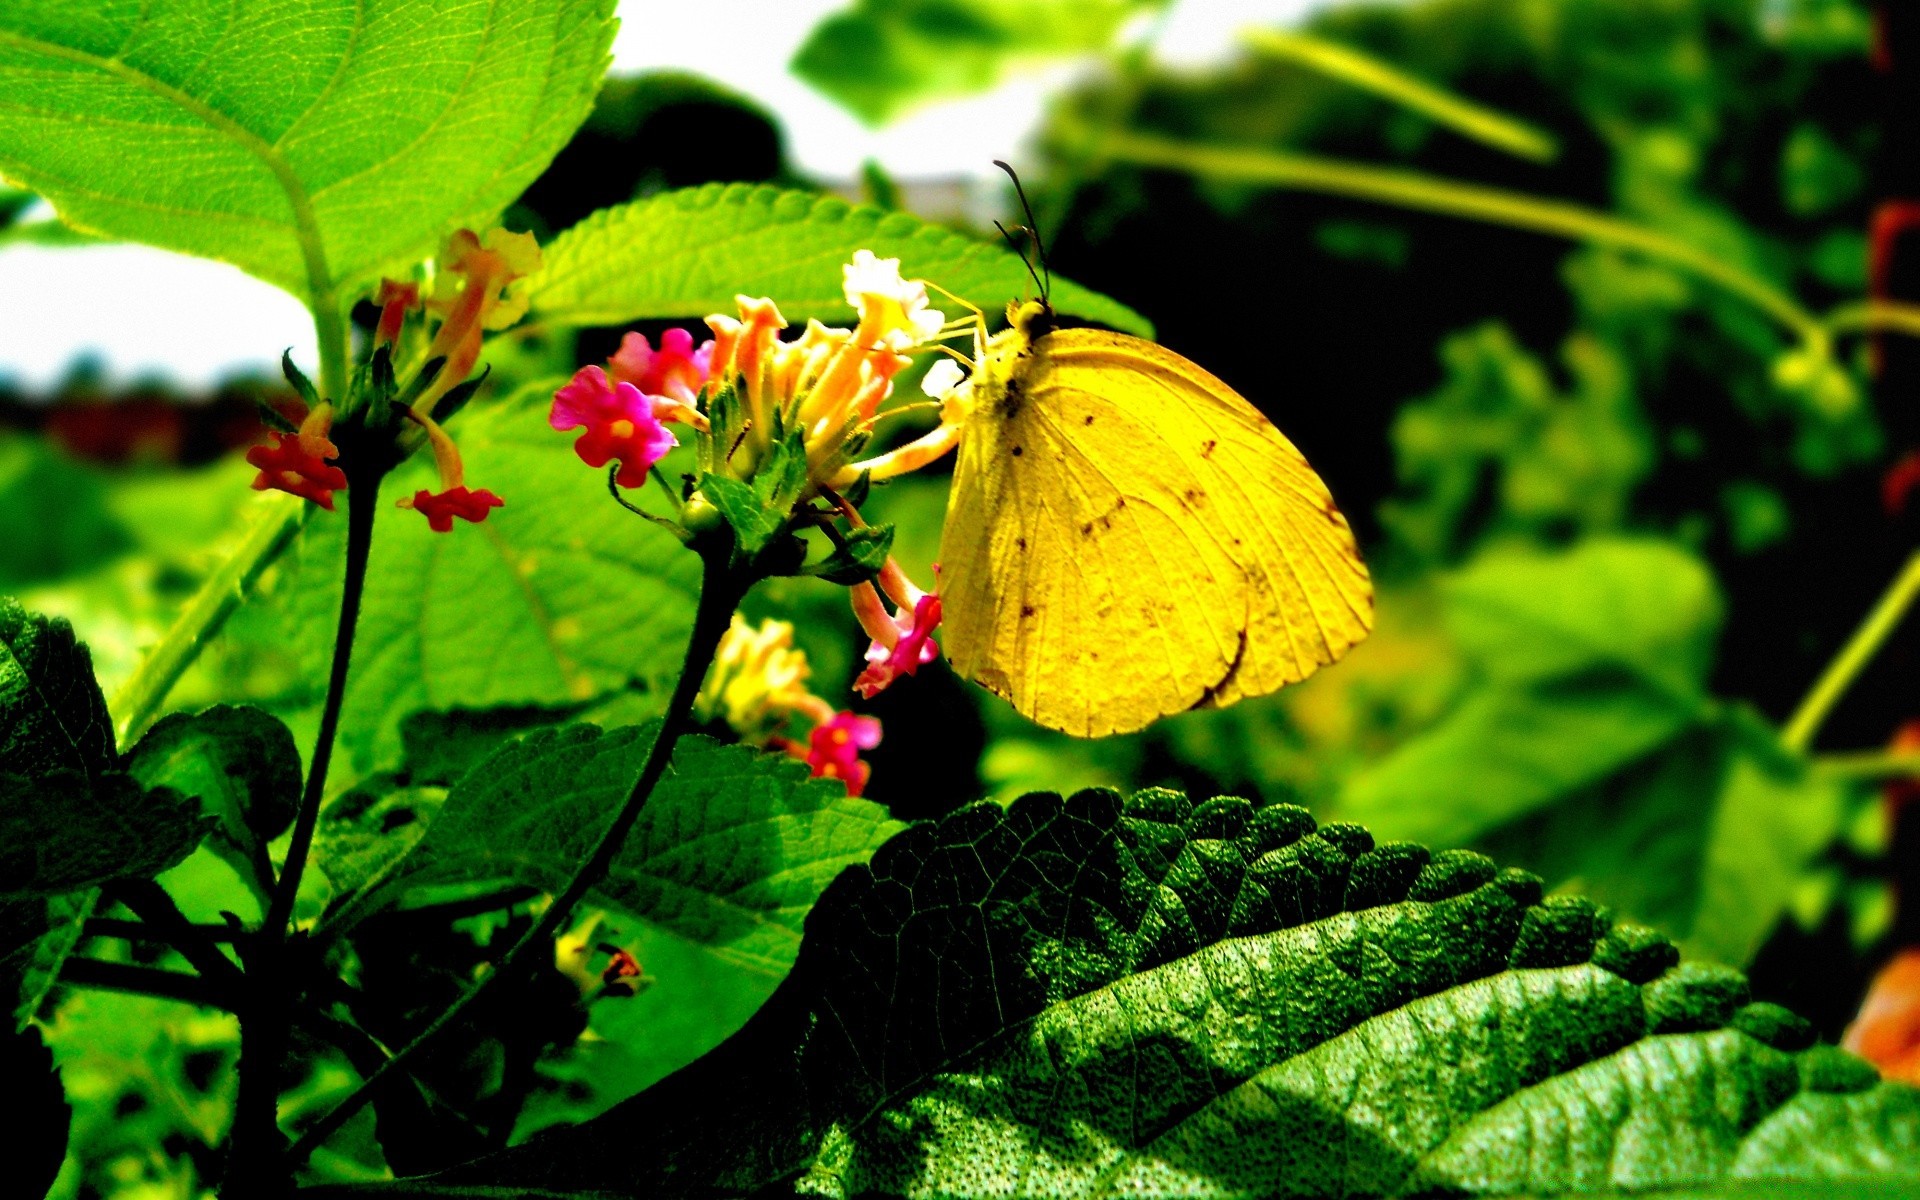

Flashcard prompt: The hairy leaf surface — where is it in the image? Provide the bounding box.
[520,183,1152,335]
[0,0,615,301]
[321,723,903,974]
[374,791,1920,1198]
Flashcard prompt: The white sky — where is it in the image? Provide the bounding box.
[0,0,1320,394]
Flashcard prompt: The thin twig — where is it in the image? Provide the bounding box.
[58,958,232,1010]
[284,551,748,1169]
[107,880,246,993]
[1783,549,1920,752]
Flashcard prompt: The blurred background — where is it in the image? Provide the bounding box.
[10,0,1920,1189]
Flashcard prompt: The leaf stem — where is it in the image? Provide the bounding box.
[58,958,233,1010]
[1812,748,1920,781]
[283,549,750,1171]
[1093,130,1823,342]
[110,495,306,747]
[107,880,246,993]
[1783,549,1920,752]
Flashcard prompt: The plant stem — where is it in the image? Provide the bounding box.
[1094,130,1824,342]
[229,470,380,1198]
[110,495,305,746]
[1813,749,1920,780]
[59,958,232,1010]
[1244,29,1558,163]
[283,550,748,1172]
[108,880,246,993]
[1783,549,1920,752]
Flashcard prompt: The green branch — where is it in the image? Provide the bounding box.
[110,494,305,747]
[1094,129,1823,341]
[1783,550,1920,753]
[1244,30,1558,163]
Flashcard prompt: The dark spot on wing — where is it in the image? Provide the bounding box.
[1084,415,1095,425]
[1201,439,1217,458]
[1016,536,1028,551]
[1011,445,1024,457]
[1081,522,1093,535]
[1020,605,1036,618]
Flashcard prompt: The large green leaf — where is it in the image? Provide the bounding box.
[268,385,703,768]
[1339,540,1848,966]
[793,0,1162,125]
[0,0,615,302]
[125,705,301,901]
[366,791,1919,1198]
[320,723,904,974]
[1,891,94,1031]
[519,183,1153,335]
[0,600,205,899]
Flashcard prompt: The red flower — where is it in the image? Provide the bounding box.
[1885,451,1920,516]
[374,278,421,348]
[401,484,503,532]
[550,365,680,487]
[1845,948,1920,1085]
[609,328,712,418]
[805,711,882,796]
[247,404,346,509]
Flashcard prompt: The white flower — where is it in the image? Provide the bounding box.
[843,249,945,348]
[921,358,966,399]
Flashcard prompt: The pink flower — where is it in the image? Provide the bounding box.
[853,592,942,699]
[551,365,680,487]
[609,329,713,420]
[805,711,882,796]
[401,484,504,532]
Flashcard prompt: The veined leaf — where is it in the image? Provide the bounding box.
[321,723,904,975]
[380,791,1918,1198]
[0,601,205,900]
[519,183,1153,335]
[0,0,615,303]
[267,385,703,768]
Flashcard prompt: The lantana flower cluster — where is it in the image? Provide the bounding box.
[247,227,539,532]
[695,615,883,795]
[549,251,970,754]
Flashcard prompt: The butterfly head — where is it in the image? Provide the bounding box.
[1008,298,1057,344]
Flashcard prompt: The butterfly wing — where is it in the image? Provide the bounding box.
[940,328,1373,737]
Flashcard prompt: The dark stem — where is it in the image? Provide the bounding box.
[107,880,246,993]
[85,917,238,944]
[59,958,233,1010]
[229,470,380,1198]
[283,549,749,1171]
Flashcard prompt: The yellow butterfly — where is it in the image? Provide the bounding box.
[936,299,1375,737]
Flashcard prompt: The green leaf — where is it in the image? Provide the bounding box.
[0,436,132,591]
[793,0,1161,125]
[125,705,301,899]
[405,791,1919,1198]
[0,600,206,899]
[269,384,704,767]
[322,723,904,974]
[1340,541,1848,965]
[697,472,785,557]
[1,890,94,1031]
[519,184,1152,336]
[0,0,616,302]
[811,524,895,585]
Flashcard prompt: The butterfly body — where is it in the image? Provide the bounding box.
[938,303,1374,737]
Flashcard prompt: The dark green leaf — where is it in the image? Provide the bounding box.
[0,601,205,900]
[1,890,93,1031]
[520,184,1151,336]
[321,724,902,974]
[403,792,1918,1198]
[697,472,784,556]
[812,523,895,585]
[124,705,301,899]
[0,0,617,301]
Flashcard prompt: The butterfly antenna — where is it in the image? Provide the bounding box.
[993,160,1051,304]
[994,219,1047,299]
